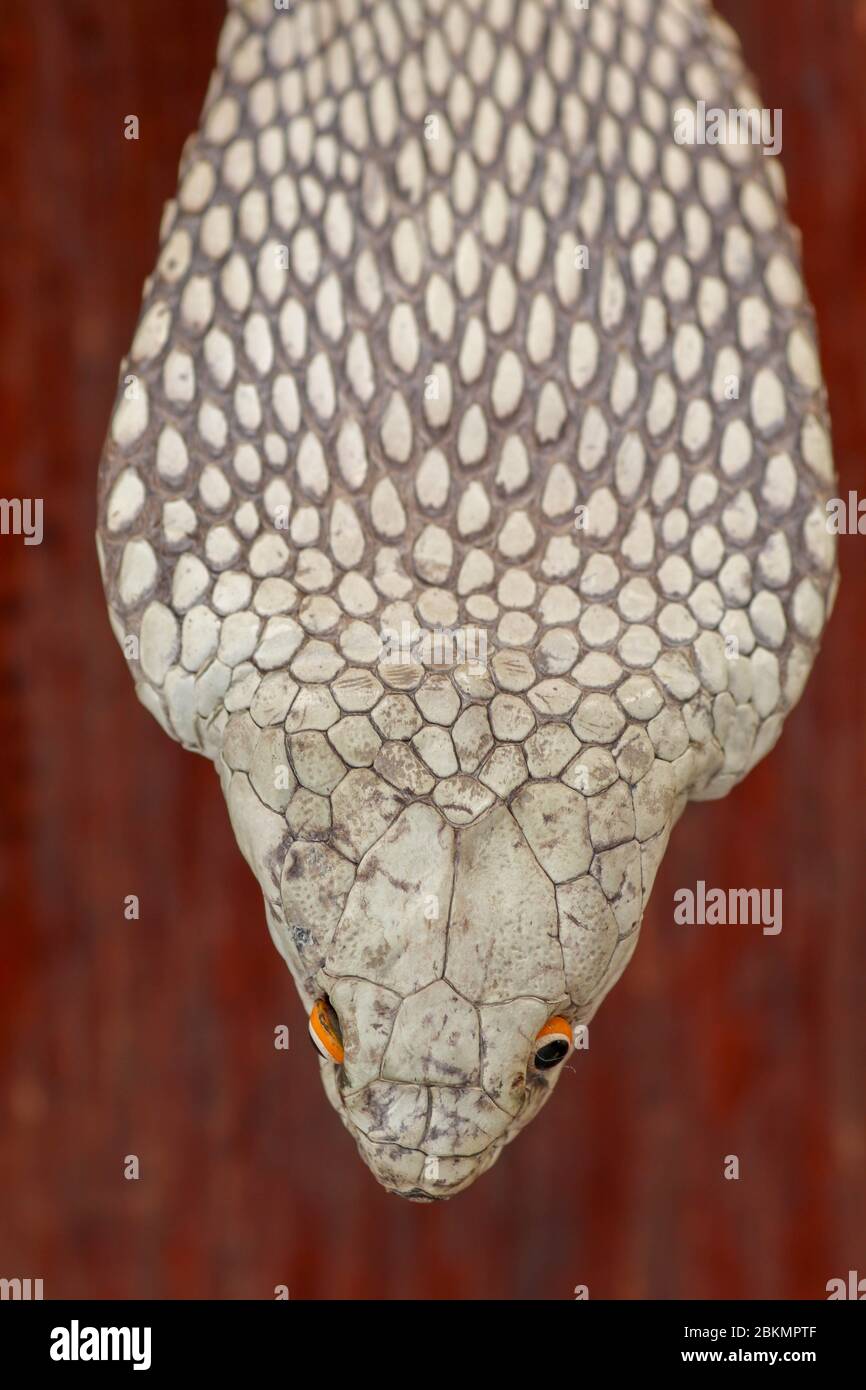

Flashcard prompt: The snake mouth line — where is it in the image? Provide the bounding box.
[390,1188,445,1203]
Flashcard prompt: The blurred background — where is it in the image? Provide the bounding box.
[0,0,863,1300]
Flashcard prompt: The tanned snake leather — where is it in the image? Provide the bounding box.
[96,0,838,1199]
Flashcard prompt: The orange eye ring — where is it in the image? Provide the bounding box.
[533,1016,573,1071]
[309,998,344,1064]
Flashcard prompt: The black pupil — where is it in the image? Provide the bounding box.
[534,1038,569,1070]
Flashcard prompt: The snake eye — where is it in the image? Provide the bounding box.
[533,1016,573,1071]
[309,997,344,1064]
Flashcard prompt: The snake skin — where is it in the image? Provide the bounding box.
[96,0,838,1199]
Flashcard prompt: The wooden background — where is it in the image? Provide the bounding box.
[0,0,863,1300]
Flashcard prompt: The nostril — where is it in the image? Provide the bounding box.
[308,996,344,1064]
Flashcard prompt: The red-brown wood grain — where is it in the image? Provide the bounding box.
[0,0,863,1300]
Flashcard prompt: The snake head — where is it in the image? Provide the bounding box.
[312,798,579,1201]
[222,745,667,1199]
